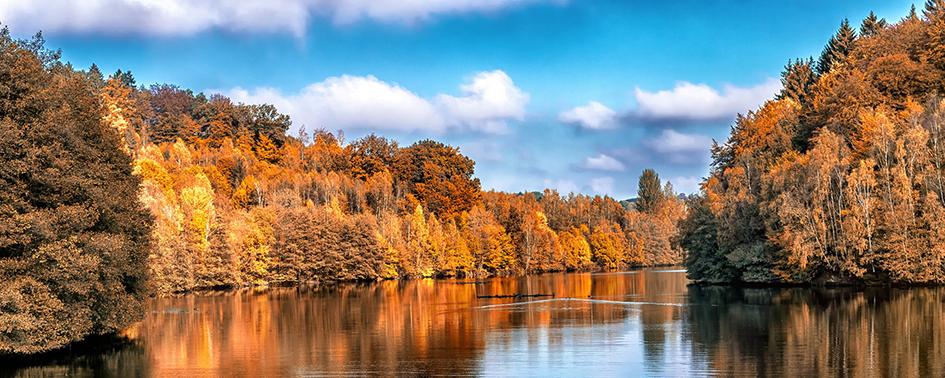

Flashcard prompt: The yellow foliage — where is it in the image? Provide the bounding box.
[227,208,275,285]
[180,172,216,258]
[559,227,592,270]
[589,222,625,271]
[133,158,176,203]
[232,175,260,209]
[171,138,193,167]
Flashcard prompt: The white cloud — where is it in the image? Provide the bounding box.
[0,0,311,37]
[633,78,781,122]
[644,129,712,164]
[667,176,701,195]
[226,75,446,134]
[222,70,527,135]
[435,70,529,134]
[558,101,617,130]
[0,0,555,37]
[590,177,615,194]
[582,153,626,172]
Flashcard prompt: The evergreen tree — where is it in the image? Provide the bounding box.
[777,58,816,105]
[816,19,857,75]
[859,11,887,37]
[636,169,664,213]
[680,195,732,283]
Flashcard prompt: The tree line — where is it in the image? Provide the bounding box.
[683,2,945,284]
[127,92,687,292]
[0,27,686,354]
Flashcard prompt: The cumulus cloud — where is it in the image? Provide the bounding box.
[590,177,615,194]
[582,153,626,172]
[560,78,780,129]
[558,101,617,130]
[632,78,781,122]
[644,129,712,164]
[435,70,529,134]
[0,0,555,37]
[226,75,446,134]
[222,70,527,135]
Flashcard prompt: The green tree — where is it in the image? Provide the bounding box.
[679,195,733,283]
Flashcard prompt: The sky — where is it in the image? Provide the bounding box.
[0,0,921,198]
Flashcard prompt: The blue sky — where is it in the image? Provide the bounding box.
[1,0,920,197]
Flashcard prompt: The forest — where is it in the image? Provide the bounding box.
[682,2,945,285]
[0,26,686,354]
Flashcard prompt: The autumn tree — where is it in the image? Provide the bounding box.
[635,169,664,213]
[684,7,945,284]
[394,140,481,219]
[559,226,593,270]
[465,205,516,275]
[589,222,626,271]
[405,205,434,277]
[346,134,398,180]
[0,31,152,354]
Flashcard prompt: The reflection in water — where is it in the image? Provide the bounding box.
[686,286,945,377]
[5,268,944,376]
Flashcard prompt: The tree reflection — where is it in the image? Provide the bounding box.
[685,286,945,376]
[5,270,943,376]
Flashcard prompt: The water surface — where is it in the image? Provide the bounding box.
[7,268,945,376]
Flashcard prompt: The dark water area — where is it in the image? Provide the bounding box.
[5,268,944,377]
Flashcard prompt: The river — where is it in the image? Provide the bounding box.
[6,267,945,376]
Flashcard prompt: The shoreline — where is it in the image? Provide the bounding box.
[156,264,688,297]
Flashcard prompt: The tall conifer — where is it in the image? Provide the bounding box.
[816,19,857,75]
[859,11,887,37]
[777,58,816,105]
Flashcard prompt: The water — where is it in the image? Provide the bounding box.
[6,268,945,377]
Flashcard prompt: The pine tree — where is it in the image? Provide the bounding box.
[859,11,887,37]
[816,19,857,75]
[777,58,816,105]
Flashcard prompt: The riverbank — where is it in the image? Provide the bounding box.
[156,263,685,297]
